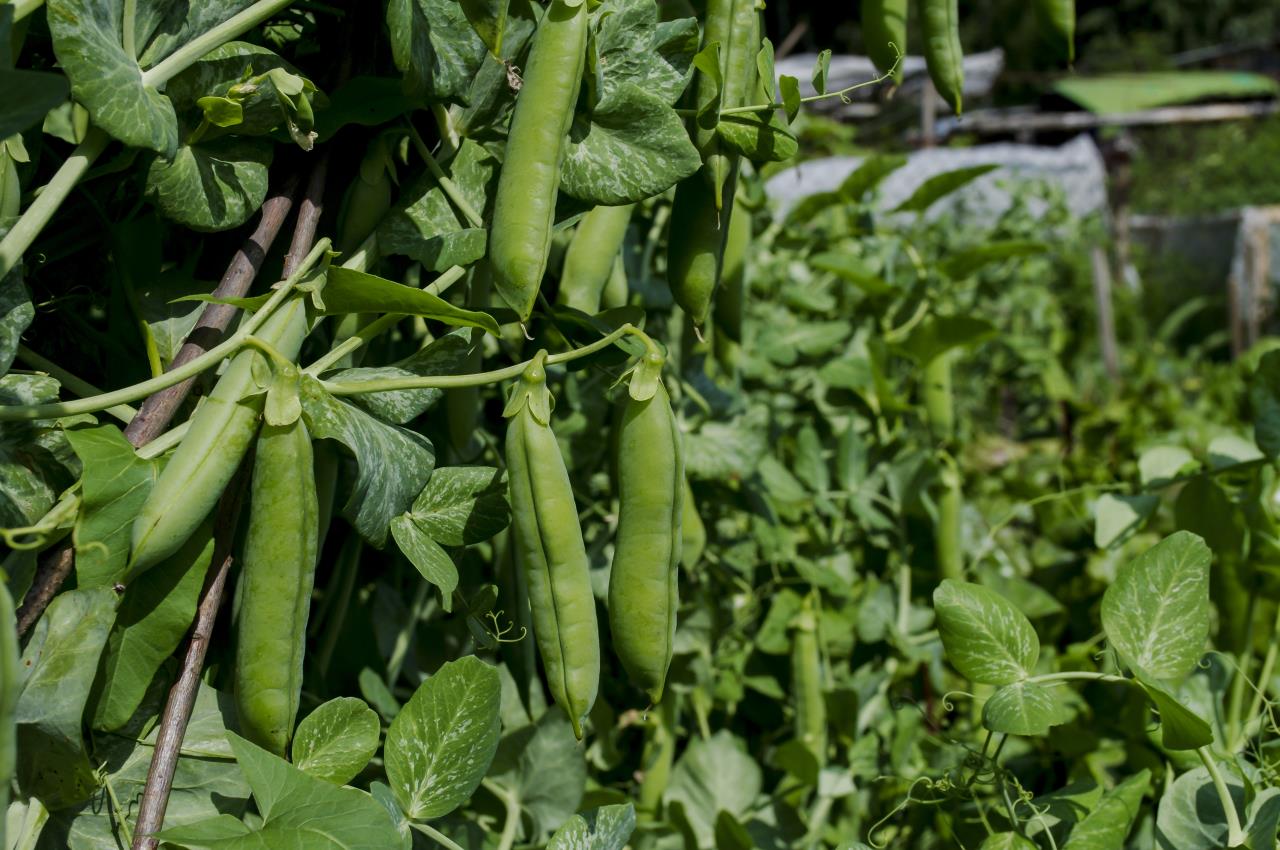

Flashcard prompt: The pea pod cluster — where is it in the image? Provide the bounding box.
[504,354,599,738]
[233,415,319,756]
[130,294,311,574]
[609,369,683,704]
[489,0,589,323]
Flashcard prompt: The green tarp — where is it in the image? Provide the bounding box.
[1053,72,1279,114]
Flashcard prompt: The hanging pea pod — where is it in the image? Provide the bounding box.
[336,135,394,254]
[489,0,589,323]
[609,350,682,704]
[920,0,964,113]
[862,0,908,83]
[791,594,827,766]
[1034,0,1075,63]
[681,476,706,570]
[130,293,311,574]
[504,353,599,738]
[714,194,751,344]
[557,204,635,314]
[233,410,319,757]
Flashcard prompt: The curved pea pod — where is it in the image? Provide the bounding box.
[790,596,826,765]
[680,476,705,569]
[557,204,635,314]
[129,295,311,574]
[1034,0,1075,63]
[233,417,319,756]
[714,196,751,343]
[920,0,964,113]
[609,381,682,704]
[667,172,734,327]
[1,582,17,848]
[489,0,589,323]
[862,0,908,83]
[505,356,599,738]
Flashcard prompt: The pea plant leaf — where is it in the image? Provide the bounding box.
[979,834,1038,850]
[14,586,118,811]
[891,165,1000,214]
[320,267,501,336]
[591,0,699,107]
[91,518,215,731]
[1138,680,1213,750]
[896,315,997,365]
[0,62,68,141]
[403,466,510,545]
[933,579,1040,686]
[330,329,482,425]
[390,517,463,613]
[145,137,274,232]
[0,266,34,376]
[561,82,702,206]
[1138,445,1197,488]
[1093,493,1159,549]
[292,697,382,786]
[63,423,160,588]
[299,375,436,547]
[1251,349,1280,459]
[377,139,499,272]
[386,0,488,104]
[1100,531,1211,683]
[548,803,636,850]
[1061,768,1150,850]
[0,374,80,532]
[939,240,1049,280]
[158,731,404,849]
[1153,764,1280,850]
[384,656,502,820]
[488,712,587,835]
[664,731,762,849]
[981,681,1074,736]
[716,40,800,165]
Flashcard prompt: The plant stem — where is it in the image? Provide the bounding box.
[1023,671,1129,686]
[1227,593,1258,751]
[1198,748,1247,848]
[482,780,522,850]
[140,0,296,88]
[409,822,468,850]
[0,128,110,281]
[1244,606,1280,741]
[321,324,642,395]
[15,346,137,424]
[0,239,331,421]
[896,561,911,637]
[405,121,485,229]
[122,0,138,59]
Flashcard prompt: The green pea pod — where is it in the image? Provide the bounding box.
[130,294,311,574]
[557,204,635,314]
[609,382,682,704]
[920,0,964,113]
[936,458,963,582]
[637,695,678,815]
[1033,0,1075,63]
[695,0,761,209]
[602,254,629,310]
[489,0,589,323]
[505,355,599,738]
[234,417,319,756]
[667,172,735,327]
[862,0,908,82]
[791,596,826,765]
[1,581,17,850]
[922,351,954,445]
[337,137,393,254]
[681,476,706,569]
[714,195,750,343]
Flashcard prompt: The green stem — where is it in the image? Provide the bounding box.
[15,345,137,424]
[482,779,521,850]
[321,324,642,395]
[0,128,111,281]
[140,0,296,88]
[1244,606,1280,742]
[0,239,331,421]
[405,121,485,229]
[677,59,901,119]
[408,822,467,850]
[1227,594,1258,750]
[1198,748,1246,847]
[136,420,188,459]
[122,0,138,59]
[1023,671,1129,686]
[896,561,911,637]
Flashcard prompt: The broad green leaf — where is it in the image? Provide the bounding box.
[292,698,381,786]
[979,834,1037,850]
[780,75,801,121]
[933,579,1040,686]
[459,0,510,56]
[390,516,460,611]
[452,2,538,138]
[561,83,701,206]
[91,518,215,731]
[898,315,997,365]
[811,49,831,94]
[488,712,586,834]
[1093,493,1158,549]
[682,416,767,482]
[1206,433,1263,470]
[892,165,999,213]
[133,1,260,68]
[0,68,69,139]
[1252,349,1280,459]
[1138,445,1197,487]
[838,154,909,203]
[369,782,414,850]
[714,810,754,850]
[385,656,501,820]
[1100,531,1210,682]
[64,423,159,588]
[314,76,415,141]
[15,587,117,810]
[717,111,799,164]
[359,668,402,721]
[145,138,273,232]
[810,252,894,296]
[159,732,403,848]
[1139,681,1213,751]
[1153,765,1280,850]
[0,267,34,375]
[939,240,1048,280]
[593,0,698,106]
[46,0,178,155]
[386,0,488,103]
[377,139,498,273]
[405,466,510,545]
[548,803,636,850]
[665,730,762,849]
[300,375,436,547]
[327,329,482,425]
[982,681,1073,736]
[321,267,500,336]
[0,374,79,531]
[1063,768,1150,850]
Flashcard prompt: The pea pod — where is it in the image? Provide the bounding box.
[680,476,706,569]
[920,0,964,113]
[667,175,734,327]
[609,379,682,704]
[862,0,908,83]
[1,582,17,850]
[557,204,635,314]
[489,0,589,323]
[505,354,599,737]
[791,595,826,765]
[129,294,311,574]
[935,459,963,582]
[714,195,751,343]
[922,352,954,445]
[602,254,629,310]
[234,417,319,756]
[637,695,678,815]
[337,136,393,254]
[1034,0,1075,63]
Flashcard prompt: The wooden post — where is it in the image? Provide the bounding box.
[920,78,938,148]
[1090,246,1121,381]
